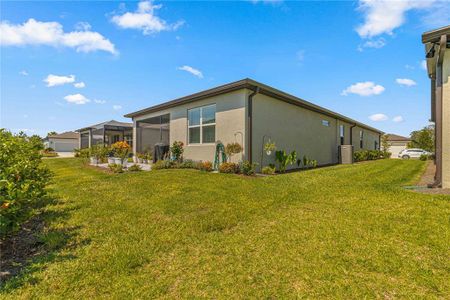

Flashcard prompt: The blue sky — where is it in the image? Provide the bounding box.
[1,0,449,137]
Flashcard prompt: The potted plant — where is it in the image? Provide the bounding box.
[264,141,276,156]
[90,145,101,165]
[225,142,242,162]
[145,151,152,164]
[111,141,131,167]
[136,152,144,163]
[170,141,184,162]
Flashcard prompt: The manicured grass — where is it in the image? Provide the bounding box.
[2,159,449,298]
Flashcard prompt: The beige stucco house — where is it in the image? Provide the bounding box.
[422,25,450,188]
[384,134,411,159]
[76,120,133,149]
[124,79,382,170]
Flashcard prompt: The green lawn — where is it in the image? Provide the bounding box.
[2,159,449,298]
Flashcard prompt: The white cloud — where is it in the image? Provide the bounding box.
[405,64,415,70]
[178,65,203,78]
[356,0,434,38]
[341,81,385,96]
[296,50,305,61]
[19,70,28,76]
[396,78,416,87]
[74,82,86,88]
[64,93,90,105]
[111,1,184,35]
[421,60,427,70]
[75,22,91,31]
[94,99,106,104]
[369,113,388,121]
[44,74,75,87]
[0,18,117,54]
[393,115,404,123]
[358,38,386,51]
[113,105,122,110]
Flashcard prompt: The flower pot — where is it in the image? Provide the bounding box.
[90,157,99,165]
[266,150,272,156]
[108,157,115,165]
[137,158,143,163]
[143,159,148,164]
[122,160,128,168]
[114,157,122,165]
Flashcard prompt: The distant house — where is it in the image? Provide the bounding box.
[43,131,79,152]
[384,134,411,159]
[422,25,449,188]
[124,78,382,170]
[76,120,133,149]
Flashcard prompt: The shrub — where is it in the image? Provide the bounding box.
[262,166,276,175]
[353,150,389,162]
[219,162,240,174]
[170,141,184,162]
[42,151,58,157]
[111,141,131,160]
[44,147,54,153]
[128,164,142,172]
[240,161,257,176]
[197,161,213,172]
[0,130,52,237]
[108,163,123,173]
[179,159,196,169]
[419,154,429,161]
[275,150,296,172]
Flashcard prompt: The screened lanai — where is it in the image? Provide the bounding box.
[136,113,170,154]
[76,120,133,149]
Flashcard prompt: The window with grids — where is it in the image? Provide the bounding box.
[359,130,364,148]
[188,104,216,144]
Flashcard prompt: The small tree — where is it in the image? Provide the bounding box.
[171,141,184,162]
[408,125,434,152]
[225,142,243,162]
[381,134,390,152]
[47,131,57,136]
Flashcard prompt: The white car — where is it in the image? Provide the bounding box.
[398,148,431,159]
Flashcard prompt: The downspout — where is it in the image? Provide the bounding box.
[247,86,260,163]
[433,34,447,187]
[349,124,356,147]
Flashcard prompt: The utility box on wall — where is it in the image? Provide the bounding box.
[339,145,353,164]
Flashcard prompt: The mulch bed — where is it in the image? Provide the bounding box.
[409,161,450,195]
[0,215,46,283]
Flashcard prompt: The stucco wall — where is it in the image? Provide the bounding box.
[442,49,450,188]
[251,93,380,170]
[133,89,247,163]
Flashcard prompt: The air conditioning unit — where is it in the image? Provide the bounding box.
[339,145,353,164]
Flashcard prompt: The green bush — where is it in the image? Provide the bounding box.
[170,141,184,162]
[0,130,52,237]
[179,159,196,169]
[353,150,389,162]
[419,154,429,161]
[219,162,240,174]
[128,164,142,172]
[262,166,276,175]
[240,161,257,176]
[108,163,123,173]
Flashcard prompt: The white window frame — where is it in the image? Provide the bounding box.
[187,104,216,145]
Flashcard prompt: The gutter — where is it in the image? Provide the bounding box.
[349,123,356,146]
[247,86,260,163]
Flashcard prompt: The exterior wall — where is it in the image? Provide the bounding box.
[133,89,247,163]
[351,126,380,151]
[251,93,381,170]
[46,138,79,152]
[442,49,450,188]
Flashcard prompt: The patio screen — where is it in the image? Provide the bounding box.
[136,114,170,154]
[80,132,89,149]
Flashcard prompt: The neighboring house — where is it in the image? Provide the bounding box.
[43,131,79,152]
[76,120,133,149]
[384,134,411,159]
[422,25,450,188]
[124,78,382,170]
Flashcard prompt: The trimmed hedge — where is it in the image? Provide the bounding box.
[353,150,391,162]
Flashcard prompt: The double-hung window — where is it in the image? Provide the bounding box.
[359,130,364,148]
[339,125,345,145]
[188,104,216,144]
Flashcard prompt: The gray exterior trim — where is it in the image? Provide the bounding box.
[124,78,383,134]
[422,25,450,43]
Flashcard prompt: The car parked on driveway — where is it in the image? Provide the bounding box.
[398,148,431,159]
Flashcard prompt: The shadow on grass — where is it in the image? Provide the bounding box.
[0,195,90,292]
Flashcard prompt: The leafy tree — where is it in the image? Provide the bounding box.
[407,125,434,152]
[381,134,390,152]
[47,131,58,136]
